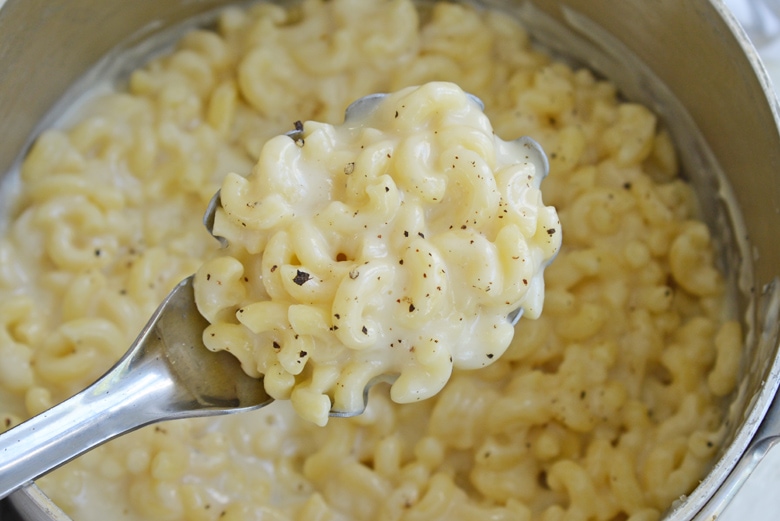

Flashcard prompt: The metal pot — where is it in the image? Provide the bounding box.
[0,0,778,519]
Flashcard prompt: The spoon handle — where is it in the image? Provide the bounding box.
[0,306,175,499]
[0,276,274,500]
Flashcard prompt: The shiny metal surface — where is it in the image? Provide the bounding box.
[2,485,70,521]
[0,0,779,519]
[0,276,273,500]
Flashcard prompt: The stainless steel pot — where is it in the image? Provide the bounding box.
[0,0,779,519]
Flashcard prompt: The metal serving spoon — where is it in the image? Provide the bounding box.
[0,92,545,500]
[0,273,270,500]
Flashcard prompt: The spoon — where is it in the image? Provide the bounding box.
[0,274,270,499]
[0,92,546,500]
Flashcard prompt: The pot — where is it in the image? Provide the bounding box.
[0,1,778,520]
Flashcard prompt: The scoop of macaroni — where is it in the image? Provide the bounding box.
[194,82,560,425]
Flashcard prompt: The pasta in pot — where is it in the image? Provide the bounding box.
[194,82,561,425]
[0,1,741,520]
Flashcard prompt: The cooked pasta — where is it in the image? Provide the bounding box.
[194,82,560,424]
[0,1,741,520]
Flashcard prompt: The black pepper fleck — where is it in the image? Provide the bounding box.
[293,270,311,285]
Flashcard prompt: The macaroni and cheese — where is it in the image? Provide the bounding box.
[194,82,560,425]
[0,1,741,520]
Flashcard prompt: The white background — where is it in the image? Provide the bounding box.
[712,1,780,520]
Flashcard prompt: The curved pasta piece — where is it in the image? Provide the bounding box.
[276,331,315,376]
[27,174,125,212]
[332,261,396,350]
[390,337,453,403]
[21,130,86,181]
[391,82,484,133]
[236,300,289,335]
[392,137,446,202]
[431,229,502,307]
[290,220,340,273]
[332,359,386,413]
[0,339,34,394]
[220,171,294,230]
[262,361,296,400]
[396,237,448,324]
[494,224,534,306]
[261,231,297,300]
[439,148,500,229]
[345,141,395,202]
[669,222,723,297]
[34,195,118,271]
[202,322,258,378]
[494,164,541,238]
[287,304,332,341]
[238,46,300,117]
[436,125,496,167]
[279,264,339,306]
[193,256,246,323]
[35,318,124,384]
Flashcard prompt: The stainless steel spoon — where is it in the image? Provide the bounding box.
[0,92,546,500]
[0,274,273,499]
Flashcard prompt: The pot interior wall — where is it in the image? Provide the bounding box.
[0,0,232,180]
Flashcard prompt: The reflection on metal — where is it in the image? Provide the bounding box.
[726,0,780,48]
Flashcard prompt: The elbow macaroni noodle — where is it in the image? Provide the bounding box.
[0,1,743,520]
[194,82,561,425]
